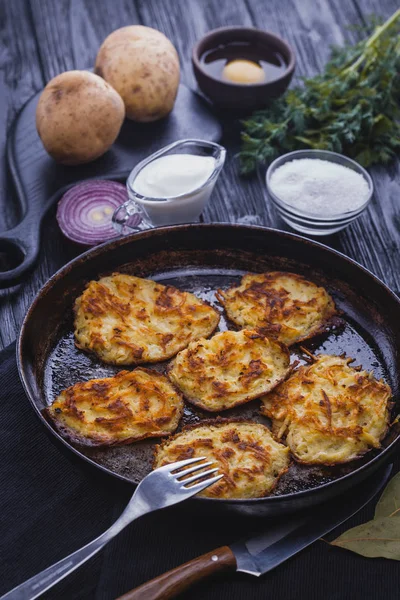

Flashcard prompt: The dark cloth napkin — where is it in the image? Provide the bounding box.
[1,341,399,600]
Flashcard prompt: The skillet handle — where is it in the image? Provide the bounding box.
[0,220,40,288]
[116,546,236,600]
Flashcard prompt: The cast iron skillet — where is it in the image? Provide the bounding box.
[17,224,400,517]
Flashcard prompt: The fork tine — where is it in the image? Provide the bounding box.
[157,457,207,474]
[182,474,224,494]
[180,468,219,486]
[174,461,213,479]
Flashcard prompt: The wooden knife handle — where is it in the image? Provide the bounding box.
[116,545,236,600]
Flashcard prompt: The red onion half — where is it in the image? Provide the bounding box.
[56,180,128,246]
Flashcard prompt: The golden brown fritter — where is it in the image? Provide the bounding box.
[154,419,290,499]
[74,273,220,365]
[46,368,183,446]
[168,329,291,411]
[260,354,392,465]
[216,271,337,346]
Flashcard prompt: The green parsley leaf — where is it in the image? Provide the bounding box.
[239,9,400,175]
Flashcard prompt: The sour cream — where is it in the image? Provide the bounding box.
[133,154,216,198]
[129,152,222,226]
[124,141,226,228]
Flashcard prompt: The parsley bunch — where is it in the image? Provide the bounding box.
[240,10,400,174]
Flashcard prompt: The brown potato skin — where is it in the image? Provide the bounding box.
[36,70,125,165]
[95,25,180,122]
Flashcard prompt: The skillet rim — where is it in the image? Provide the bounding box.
[16,223,400,505]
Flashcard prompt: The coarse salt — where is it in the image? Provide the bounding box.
[269,158,370,216]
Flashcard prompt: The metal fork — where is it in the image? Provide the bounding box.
[1,457,221,600]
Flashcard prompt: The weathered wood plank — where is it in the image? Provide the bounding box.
[0,0,44,231]
[1,0,400,350]
[138,0,254,89]
[0,0,142,350]
[0,0,46,348]
[140,0,400,292]
[0,0,74,350]
[314,0,400,291]
[138,0,272,227]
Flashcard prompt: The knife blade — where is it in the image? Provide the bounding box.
[231,464,392,576]
[117,465,392,600]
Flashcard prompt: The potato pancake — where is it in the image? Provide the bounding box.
[154,420,290,499]
[168,329,291,411]
[74,273,220,365]
[46,368,183,446]
[216,271,337,346]
[260,354,392,465]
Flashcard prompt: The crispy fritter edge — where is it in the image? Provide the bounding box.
[43,367,184,448]
[166,334,294,412]
[215,271,342,345]
[73,277,221,365]
[153,417,291,497]
[260,356,394,466]
[153,416,290,462]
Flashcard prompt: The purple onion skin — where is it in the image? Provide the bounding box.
[56,180,128,246]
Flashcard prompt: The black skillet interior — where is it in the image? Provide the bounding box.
[18,224,400,516]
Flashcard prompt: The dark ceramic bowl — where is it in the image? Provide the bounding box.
[192,26,295,112]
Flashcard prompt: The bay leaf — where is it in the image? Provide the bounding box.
[374,471,400,519]
[330,516,400,559]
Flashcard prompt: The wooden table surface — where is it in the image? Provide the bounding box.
[0,0,399,351]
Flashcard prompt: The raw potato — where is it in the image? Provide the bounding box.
[36,70,125,165]
[95,25,180,122]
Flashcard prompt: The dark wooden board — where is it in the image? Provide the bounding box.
[0,0,400,350]
[1,83,221,287]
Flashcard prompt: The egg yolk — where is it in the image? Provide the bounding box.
[222,59,266,84]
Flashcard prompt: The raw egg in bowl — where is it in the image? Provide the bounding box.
[192,26,295,112]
